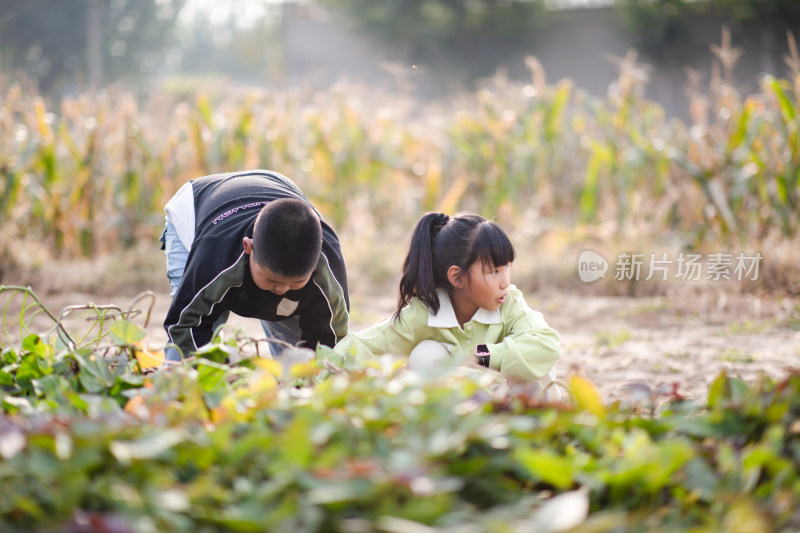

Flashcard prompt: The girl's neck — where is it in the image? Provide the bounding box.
[450,289,478,327]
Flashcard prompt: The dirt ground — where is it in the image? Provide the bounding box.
[7,284,798,404]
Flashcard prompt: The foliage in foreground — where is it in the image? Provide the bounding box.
[0,287,798,532]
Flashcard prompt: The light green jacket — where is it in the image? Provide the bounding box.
[334,285,561,382]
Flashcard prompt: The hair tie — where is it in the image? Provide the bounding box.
[428,213,450,243]
[430,214,449,239]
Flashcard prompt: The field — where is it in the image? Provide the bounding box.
[1,39,800,531]
[17,282,799,405]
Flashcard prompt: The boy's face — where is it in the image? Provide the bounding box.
[243,237,312,295]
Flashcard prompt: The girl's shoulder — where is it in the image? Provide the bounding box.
[505,284,525,301]
[396,296,434,319]
[500,285,542,314]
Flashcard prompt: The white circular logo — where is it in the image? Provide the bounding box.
[578,250,608,283]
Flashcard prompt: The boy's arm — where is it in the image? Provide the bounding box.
[164,249,245,357]
[483,293,561,381]
[297,249,350,349]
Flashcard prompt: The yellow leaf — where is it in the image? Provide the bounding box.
[135,347,165,370]
[289,361,319,379]
[723,499,770,533]
[252,358,283,377]
[210,406,229,424]
[363,359,383,370]
[569,375,606,417]
[248,373,278,393]
[124,394,146,417]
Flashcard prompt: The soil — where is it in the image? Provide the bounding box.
[6,285,798,404]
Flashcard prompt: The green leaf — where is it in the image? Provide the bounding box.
[315,343,342,366]
[64,390,89,412]
[514,448,575,489]
[2,395,34,415]
[109,320,146,346]
[579,142,611,222]
[78,372,105,394]
[73,353,115,394]
[109,429,185,465]
[203,500,273,533]
[108,374,144,405]
[32,374,66,398]
[1,348,17,365]
[727,376,753,406]
[682,458,719,502]
[16,352,53,391]
[673,417,721,439]
[767,76,796,123]
[707,372,727,409]
[726,101,752,153]
[195,344,232,364]
[22,334,51,359]
[307,478,376,505]
[197,361,229,409]
[279,409,314,468]
[0,370,14,388]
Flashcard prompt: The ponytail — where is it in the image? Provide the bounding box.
[394,211,515,319]
[395,212,449,318]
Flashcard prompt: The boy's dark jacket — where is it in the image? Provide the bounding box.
[164,170,350,356]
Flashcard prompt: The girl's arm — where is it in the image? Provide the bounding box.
[333,300,427,362]
[484,291,561,381]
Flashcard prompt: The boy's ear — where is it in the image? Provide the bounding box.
[242,237,253,255]
[447,265,464,288]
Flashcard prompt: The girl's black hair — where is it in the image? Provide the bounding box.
[394,212,516,318]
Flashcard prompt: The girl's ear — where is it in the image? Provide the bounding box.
[447,265,464,288]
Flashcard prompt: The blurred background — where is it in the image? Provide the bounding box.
[1,0,799,301]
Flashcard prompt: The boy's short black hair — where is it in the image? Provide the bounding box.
[252,198,322,277]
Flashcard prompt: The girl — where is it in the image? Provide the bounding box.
[334,212,560,385]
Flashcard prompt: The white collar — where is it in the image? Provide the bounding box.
[427,289,501,328]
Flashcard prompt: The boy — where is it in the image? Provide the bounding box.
[160,170,349,360]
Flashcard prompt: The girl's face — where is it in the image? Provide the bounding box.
[462,261,512,311]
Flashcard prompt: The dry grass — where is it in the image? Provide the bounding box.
[1,32,799,297]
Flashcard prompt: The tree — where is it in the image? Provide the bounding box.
[316,0,545,67]
[617,0,800,75]
[616,0,687,53]
[173,2,284,86]
[618,0,800,51]
[0,0,186,96]
[709,0,800,24]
